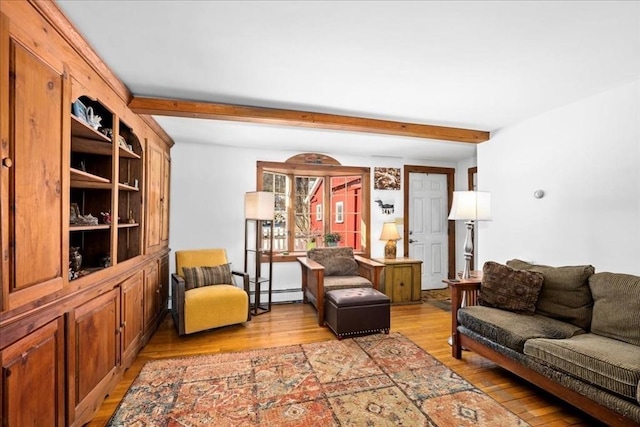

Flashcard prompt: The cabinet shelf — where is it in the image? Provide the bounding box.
[71,137,113,156]
[70,168,111,189]
[70,224,110,231]
[118,183,139,192]
[71,115,110,142]
[119,146,140,159]
[117,223,139,228]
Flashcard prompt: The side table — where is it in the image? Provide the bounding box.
[373,258,423,304]
[443,272,482,349]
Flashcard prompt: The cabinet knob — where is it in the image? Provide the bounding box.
[2,157,12,168]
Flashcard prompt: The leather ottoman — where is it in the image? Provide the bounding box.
[324,288,391,339]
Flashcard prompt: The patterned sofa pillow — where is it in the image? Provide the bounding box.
[182,264,233,290]
[480,261,544,315]
[507,259,594,329]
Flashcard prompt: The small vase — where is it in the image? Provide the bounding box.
[70,247,82,272]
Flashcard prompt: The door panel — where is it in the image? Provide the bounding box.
[1,32,66,310]
[409,173,448,289]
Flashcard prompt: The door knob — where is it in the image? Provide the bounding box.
[409,239,418,243]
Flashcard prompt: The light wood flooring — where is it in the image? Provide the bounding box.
[86,301,605,426]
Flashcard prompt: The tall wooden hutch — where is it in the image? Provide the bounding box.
[0,1,173,425]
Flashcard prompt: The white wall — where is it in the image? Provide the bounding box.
[477,79,640,275]
[169,144,463,302]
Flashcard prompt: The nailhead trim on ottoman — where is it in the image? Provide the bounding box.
[324,288,391,339]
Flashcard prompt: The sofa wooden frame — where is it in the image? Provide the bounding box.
[450,282,638,427]
[298,255,384,326]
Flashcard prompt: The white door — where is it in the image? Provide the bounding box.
[408,173,449,290]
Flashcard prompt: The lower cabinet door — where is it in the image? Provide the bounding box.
[121,271,144,369]
[0,317,65,426]
[67,287,120,426]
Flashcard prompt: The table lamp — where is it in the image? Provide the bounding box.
[379,222,401,259]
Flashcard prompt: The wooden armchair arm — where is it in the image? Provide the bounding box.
[297,257,325,325]
[354,255,385,289]
[449,280,481,359]
[171,273,187,335]
[231,270,251,321]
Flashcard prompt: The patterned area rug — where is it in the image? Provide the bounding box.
[108,333,528,426]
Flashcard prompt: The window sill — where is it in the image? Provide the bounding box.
[262,250,368,263]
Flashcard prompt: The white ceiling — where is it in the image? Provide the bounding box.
[56,1,640,161]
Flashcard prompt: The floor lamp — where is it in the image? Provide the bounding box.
[447,191,491,347]
[244,191,275,315]
[448,191,492,279]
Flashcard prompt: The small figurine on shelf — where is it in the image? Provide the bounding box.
[69,247,82,273]
[101,211,112,224]
[128,210,136,224]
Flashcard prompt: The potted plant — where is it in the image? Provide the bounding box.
[323,232,341,247]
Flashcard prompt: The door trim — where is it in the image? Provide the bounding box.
[403,165,456,279]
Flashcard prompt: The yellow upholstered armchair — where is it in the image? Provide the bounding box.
[172,248,250,336]
[298,247,384,326]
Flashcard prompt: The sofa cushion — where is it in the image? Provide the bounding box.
[308,247,359,276]
[524,334,640,401]
[458,305,585,353]
[323,276,373,292]
[507,259,594,330]
[479,261,544,315]
[182,264,233,290]
[589,272,640,346]
[184,284,248,334]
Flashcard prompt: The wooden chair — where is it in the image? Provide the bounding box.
[297,247,385,326]
[171,248,250,335]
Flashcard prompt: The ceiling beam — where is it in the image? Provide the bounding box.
[129,97,490,143]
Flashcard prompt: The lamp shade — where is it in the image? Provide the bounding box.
[244,191,275,220]
[379,222,401,241]
[448,191,492,221]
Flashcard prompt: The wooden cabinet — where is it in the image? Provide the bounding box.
[0,3,172,426]
[0,13,67,311]
[121,271,144,369]
[67,288,120,425]
[0,317,65,426]
[374,258,423,304]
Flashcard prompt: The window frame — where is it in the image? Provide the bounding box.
[334,201,344,223]
[257,160,371,262]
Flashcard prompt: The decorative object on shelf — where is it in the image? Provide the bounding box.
[99,254,111,268]
[128,210,136,224]
[374,199,395,215]
[69,247,82,272]
[244,191,275,315]
[379,222,401,259]
[374,167,401,190]
[70,203,80,224]
[323,232,341,247]
[100,211,112,224]
[117,135,128,149]
[85,106,102,130]
[448,191,492,279]
[100,127,113,139]
[72,99,88,123]
[74,213,98,226]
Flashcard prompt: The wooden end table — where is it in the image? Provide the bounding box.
[443,272,482,350]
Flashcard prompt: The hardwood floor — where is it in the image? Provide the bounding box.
[86,301,605,426]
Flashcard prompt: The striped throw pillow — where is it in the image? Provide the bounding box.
[182,264,233,290]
